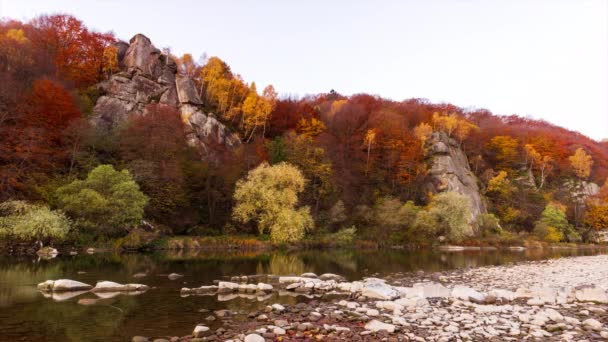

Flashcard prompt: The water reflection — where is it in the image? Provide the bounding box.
[0,247,606,341]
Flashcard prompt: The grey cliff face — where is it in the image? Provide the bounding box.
[91,34,240,159]
[424,132,487,222]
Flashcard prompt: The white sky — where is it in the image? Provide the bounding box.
[1,0,607,140]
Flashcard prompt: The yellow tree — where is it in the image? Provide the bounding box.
[260,85,277,138]
[413,122,433,146]
[524,144,552,189]
[102,45,118,78]
[569,148,593,179]
[297,117,326,137]
[364,128,378,176]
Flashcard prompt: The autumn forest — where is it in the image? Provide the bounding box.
[2,14,608,251]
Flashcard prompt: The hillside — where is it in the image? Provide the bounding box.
[1,14,608,247]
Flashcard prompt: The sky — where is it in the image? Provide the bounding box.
[1,0,607,140]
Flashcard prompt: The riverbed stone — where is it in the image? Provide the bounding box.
[192,324,210,338]
[574,285,608,304]
[365,320,396,333]
[244,333,265,342]
[92,281,149,292]
[38,279,93,292]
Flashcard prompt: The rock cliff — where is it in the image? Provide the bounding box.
[91,34,240,158]
[424,132,487,220]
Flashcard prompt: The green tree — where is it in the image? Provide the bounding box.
[55,165,148,236]
[533,202,575,242]
[415,192,472,242]
[0,201,70,244]
[232,162,313,243]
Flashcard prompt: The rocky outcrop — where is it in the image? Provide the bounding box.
[424,132,486,220]
[91,33,239,159]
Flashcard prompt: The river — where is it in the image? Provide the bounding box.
[0,247,606,341]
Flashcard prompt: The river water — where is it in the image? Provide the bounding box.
[0,248,606,341]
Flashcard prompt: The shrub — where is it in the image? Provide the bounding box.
[0,201,70,244]
[55,165,148,237]
[232,162,313,244]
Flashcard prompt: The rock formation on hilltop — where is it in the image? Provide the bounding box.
[91,34,240,158]
[424,132,487,221]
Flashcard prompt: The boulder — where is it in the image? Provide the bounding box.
[36,246,58,258]
[168,273,183,280]
[92,281,149,292]
[38,279,93,292]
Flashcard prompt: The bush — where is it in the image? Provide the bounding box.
[232,162,313,244]
[0,201,70,244]
[55,165,148,237]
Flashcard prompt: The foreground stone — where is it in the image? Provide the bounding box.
[37,279,93,292]
[91,281,149,292]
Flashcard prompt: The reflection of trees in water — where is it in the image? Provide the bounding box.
[258,253,306,276]
[0,262,62,307]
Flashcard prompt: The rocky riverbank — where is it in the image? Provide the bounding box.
[121,254,608,341]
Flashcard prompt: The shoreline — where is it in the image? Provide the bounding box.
[120,254,608,341]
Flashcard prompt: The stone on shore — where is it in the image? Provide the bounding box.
[364,320,396,333]
[244,334,265,342]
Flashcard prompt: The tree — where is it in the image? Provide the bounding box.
[232,162,313,243]
[102,45,118,78]
[415,192,472,242]
[569,148,593,179]
[413,122,433,146]
[524,144,552,189]
[533,202,573,242]
[486,136,519,170]
[55,165,148,236]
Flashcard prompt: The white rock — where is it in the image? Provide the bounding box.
[451,285,486,302]
[37,279,93,292]
[271,303,285,312]
[361,281,399,300]
[366,309,380,317]
[244,333,265,342]
[319,273,342,280]
[574,285,608,304]
[257,283,273,292]
[273,327,286,335]
[192,325,210,338]
[218,281,239,293]
[92,281,149,292]
[364,319,396,333]
[582,318,602,330]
